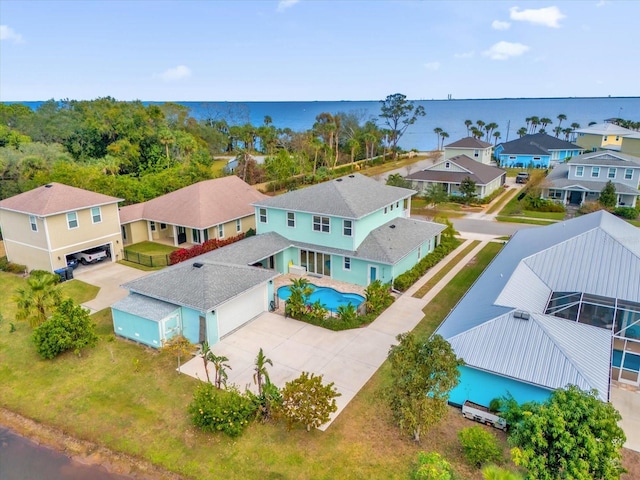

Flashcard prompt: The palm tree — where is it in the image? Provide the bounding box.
[557,113,567,128]
[529,116,540,133]
[553,126,562,138]
[433,127,443,149]
[540,117,552,130]
[210,353,232,389]
[492,131,501,146]
[13,272,62,328]
[253,347,273,396]
[439,131,449,149]
[464,119,473,136]
[517,127,527,138]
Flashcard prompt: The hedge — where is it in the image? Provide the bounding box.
[393,238,461,292]
[169,233,246,265]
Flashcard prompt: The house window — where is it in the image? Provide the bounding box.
[396,202,399,208]
[160,223,167,230]
[445,162,450,169]
[608,168,616,179]
[533,157,541,161]
[313,215,330,233]
[591,167,600,178]
[625,169,633,180]
[91,207,102,223]
[616,136,620,141]
[344,257,351,271]
[150,221,156,231]
[384,206,388,214]
[390,203,394,211]
[403,199,408,209]
[287,212,295,228]
[218,224,224,238]
[29,215,38,232]
[604,136,608,141]
[203,229,209,242]
[418,246,422,259]
[236,219,241,233]
[67,212,78,229]
[259,208,267,223]
[474,149,479,158]
[509,156,516,160]
[548,189,563,200]
[192,229,201,243]
[576,166,584,177]
[343,219,352,237]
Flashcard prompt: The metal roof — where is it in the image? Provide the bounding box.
[111,293,179,322]
[448,311,612,401]
[252,173,416,219]
[575,123,636,136]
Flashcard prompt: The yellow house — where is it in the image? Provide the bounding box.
[119,176,268,247]
[0,183,123,272]
[575,122,636,152]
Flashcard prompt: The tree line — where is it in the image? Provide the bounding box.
[0,94,424,202]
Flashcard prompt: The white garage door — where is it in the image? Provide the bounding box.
[217,283,267,338]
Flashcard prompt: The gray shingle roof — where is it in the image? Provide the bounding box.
[567,150,640,167]
[444,137,492,149]
[111,293,179,322]
[252,173,416,219]
[406,155,506,186]
[497,133,582,155]
[122,260,277,312]
[575,123,636,136]
[199,232,293,266]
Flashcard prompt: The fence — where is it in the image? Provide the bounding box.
[123,250,171,267]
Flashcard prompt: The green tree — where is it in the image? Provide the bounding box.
[517,127,527,138]
[386,333,463,442]
[13,272,62,328]
[210,353,232,389]
[32,298,98,359]
[253,347,273,397]
[423,183,448,210]
[482,465,523,480]
[503,385,626,479]
[459,176,477,205]
[412,451,453,480]
[284,277,313,319]
[279,371,340,431]
[161,335,194,374]
[458,426,502,467]
[599,180,617,208]
[379,93,426,159]
[386,173,412,189]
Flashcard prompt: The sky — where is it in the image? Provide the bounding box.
[1,0,639,101]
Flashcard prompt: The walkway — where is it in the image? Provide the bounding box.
[181,237,491,430]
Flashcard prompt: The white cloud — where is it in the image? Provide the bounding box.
[157,65,192,82]
[277,0,299,11]
[0,25,24,43]
[596,0,608,7]
[424,62,440,71]
[492,20,511,30]
[483,41,530,60]
[454,50,475,59]
[509,6,566,28]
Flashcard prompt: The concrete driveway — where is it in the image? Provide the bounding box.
[73,262,151,313]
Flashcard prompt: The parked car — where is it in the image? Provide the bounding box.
[66,256,79,269]
[515,172,530,184]
[73,247,108,265]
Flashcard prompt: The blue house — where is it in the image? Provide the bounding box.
[495,133,584,168]
[436,211,640,407]
[112,173,445,348]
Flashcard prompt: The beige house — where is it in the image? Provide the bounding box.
[119,176,268,247]
[0,183,123,272]
[444,137,493,165]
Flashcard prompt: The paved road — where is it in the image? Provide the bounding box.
[452,217,538,238]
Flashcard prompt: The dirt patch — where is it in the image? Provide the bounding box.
[0,408,184,480]
[0,240,5,257]
[622,448,640,479]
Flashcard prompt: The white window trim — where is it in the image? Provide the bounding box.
[591,167,600,178]
[160,223,167,230]
[150,221,156,232]
[91,206,102,224]
[608,168,616,179]
[236,219,242,233]
[625,169,633,180]
[576,166,584,177]
[313,215,330,233]
[192,229,201,243]
[287,211,296,228]
[343,219,352,237]
[259,208,267,224]
[343,257,351,271]
[29,215,38,232]
[218,224,224,238]
[67,212,79,230]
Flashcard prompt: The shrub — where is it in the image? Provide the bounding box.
[278,372,340,431]
[169,232,245,264]
[412,451,453,480]
[613,206,639,220]
[0,256,27,274]
[522,196,565,212]
[578,201,604,215]
[458,426,502,467]
[188,383,257,438]
[364,279,394,315]
[32,299,98,359]
[336,303,357,323]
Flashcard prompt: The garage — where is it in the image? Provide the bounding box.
[217,284,268,338]
[67,242,113,269]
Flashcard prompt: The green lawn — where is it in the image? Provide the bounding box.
[496,216,557,226]
[124,241,179,255]
[0,243,515,480]
[519,211,565,220]
[59,279,100,304]
[211,159,229,177]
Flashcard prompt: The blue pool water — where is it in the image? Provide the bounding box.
[277,284,364,311]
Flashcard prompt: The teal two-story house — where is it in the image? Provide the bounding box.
[252,173,445,287]
[111,174,445,349]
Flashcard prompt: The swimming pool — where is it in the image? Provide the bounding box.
[277,284,364,311]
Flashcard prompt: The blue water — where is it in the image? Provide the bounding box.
[11,97,640,151]
[277,284,364,311]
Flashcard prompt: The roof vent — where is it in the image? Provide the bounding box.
[513,310,530,320]
[390,224,396,229]
[193,262,204,268]
[45,184,53,188]
[336,178,343,182]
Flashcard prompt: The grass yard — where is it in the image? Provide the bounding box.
[211,158,229,177]
[124,241,179,255]
[412,240,481,299]
[59,279,100,304]
[496,216,556,226]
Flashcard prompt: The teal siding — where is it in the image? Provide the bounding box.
[354,206,406,248]
[449,366,552,408]
[181,306,205,345]
[279,247,298,273]
[206,310,219,345]
[112,308,161,348]
[392,237,435,280]
[499,154,550,168]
